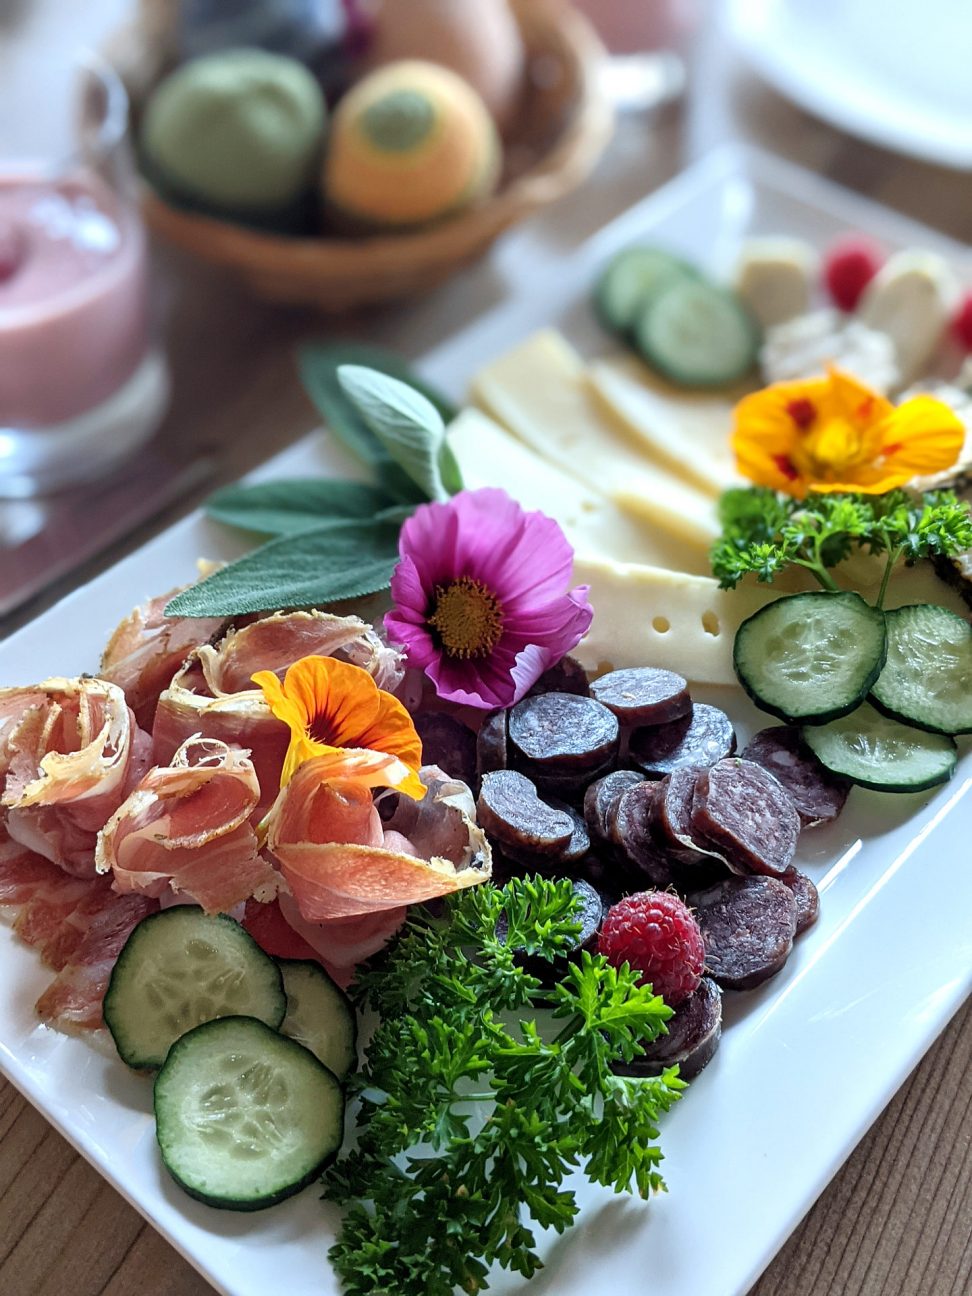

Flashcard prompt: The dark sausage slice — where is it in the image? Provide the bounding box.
[612,976,722,1080]
[629,703,736,778]
[499,798,591,872]
[781,869,820,935]
[477,769,573,857]
[692,759,800,877]
[477,710,508,778]
[584,770,645,849]
[611,781,675,888]
[689,876,797,990]
[653,767,725,868]
[509,692,619,770]
[414,713,477,787]
[741,726,850,828]
[589,667,691,727]
[526,655,590,698]
[526,756,615,805]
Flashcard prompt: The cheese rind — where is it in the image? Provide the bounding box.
[471,329,719,553]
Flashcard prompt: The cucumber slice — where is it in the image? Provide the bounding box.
[802,704,957,792]
[278,959,357,1081]
[870,603,972,735]
[633,277,760,388]
[734,591,887,723]
[595,247,696,336]
[104,909,286,1070]
[154,1015,345,1211]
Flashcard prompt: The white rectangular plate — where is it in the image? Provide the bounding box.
[1,145,970,1296]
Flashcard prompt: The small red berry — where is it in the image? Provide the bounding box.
[951,291,972,352]
[823,235,884,312]
[597,890,705,1006]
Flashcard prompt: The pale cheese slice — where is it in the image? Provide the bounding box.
[446,408,709,574]
[587,353,741,498]
[470,329,719,553]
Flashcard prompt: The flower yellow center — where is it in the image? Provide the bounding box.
[803,418,868,479]
[428,577,504,659]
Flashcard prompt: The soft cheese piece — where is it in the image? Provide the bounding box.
[587,354,741,497]
[733,236,818,329]
[857,250,960,386]
[760,309,900,392]
[470,329,719,552]
[446,408,708,573]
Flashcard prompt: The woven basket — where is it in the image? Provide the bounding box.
[109,0,613,311]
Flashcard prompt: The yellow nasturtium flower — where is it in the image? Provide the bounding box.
[732,367,964,498]
[253,655,425,799]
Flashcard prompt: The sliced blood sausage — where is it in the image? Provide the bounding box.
[692,758,800,877]
[654,767,724,867]
[477,709,508,778]
[499,798,591,872]
[527,655,590,698]
[589,667,691,727]
[477,770,573,857]
[414,713,477,787]
[509,692,619,771]
[610,781,675,888]
[612,976,722,1080]
[629,703,736,779]
[584,770,645,849]
[689,876,797,990]
[526,756,615,805]
[781,869,820,935]
[741,726,850,827]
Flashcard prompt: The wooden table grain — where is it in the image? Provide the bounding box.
[2,4,971,1295]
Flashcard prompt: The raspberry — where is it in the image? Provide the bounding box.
[597,890,705,1006]
[823,235,884,312]
[951,292,972,352]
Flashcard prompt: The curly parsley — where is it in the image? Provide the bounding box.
[711,487,972,606]
[324,877,684,1296]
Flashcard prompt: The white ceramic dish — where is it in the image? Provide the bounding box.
[1,145,970,1296]
[728,0,972,170]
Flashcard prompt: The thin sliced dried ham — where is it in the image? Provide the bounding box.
[0,838,158,1030]
[241,896,402,988]
[97,736,279,913]
[267,754,490,921]
[0,678,149,877]
[100,587,226,730]
[153,610,405,809]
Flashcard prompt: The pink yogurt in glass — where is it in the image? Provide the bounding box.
[0,170,150,428]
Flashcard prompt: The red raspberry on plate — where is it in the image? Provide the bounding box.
[597,890,705,1006]
[951,291,972,351]
[823,235,884,311]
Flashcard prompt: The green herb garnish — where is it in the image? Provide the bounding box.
[711,487,972,607]
[166,348,463,618]
[325,876,683,1296]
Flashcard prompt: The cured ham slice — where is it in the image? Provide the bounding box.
[0,838,158,1030]
[267,755,490,921]
[240,896,399,989]
[97,736,279,914]
[0,678,149,877]
[100,587,226,729]
[153,610,405,809]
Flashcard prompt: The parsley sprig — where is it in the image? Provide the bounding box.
[324,877,684,1296]
[711,487,972,606]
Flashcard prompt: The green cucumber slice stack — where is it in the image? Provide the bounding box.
[802,705,957,793]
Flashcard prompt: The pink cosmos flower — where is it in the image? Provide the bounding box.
[384,488,593,709]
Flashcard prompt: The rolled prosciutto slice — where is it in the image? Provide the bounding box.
[0,678,150,877]
[96,736,279,914]
[267,754,491,921]
[100,586,227,730]
[153,610,405,808]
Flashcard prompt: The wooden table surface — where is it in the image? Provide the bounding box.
[1,3,970,1294]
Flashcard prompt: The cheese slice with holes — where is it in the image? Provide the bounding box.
[470,330,720,552]
[587,354,742,498]
[446,408,710,574]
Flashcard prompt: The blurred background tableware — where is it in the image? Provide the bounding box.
[0,52,169,497]
[570,0,698,111]
[108,0,613,310]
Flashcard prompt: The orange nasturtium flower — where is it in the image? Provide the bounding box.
[253,655,425,799]
[732,367,964,498]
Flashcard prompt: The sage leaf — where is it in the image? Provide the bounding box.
[338,364,449,502]
[165,519,402,617]
[298,342,457,503]
[206,479,396,537]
